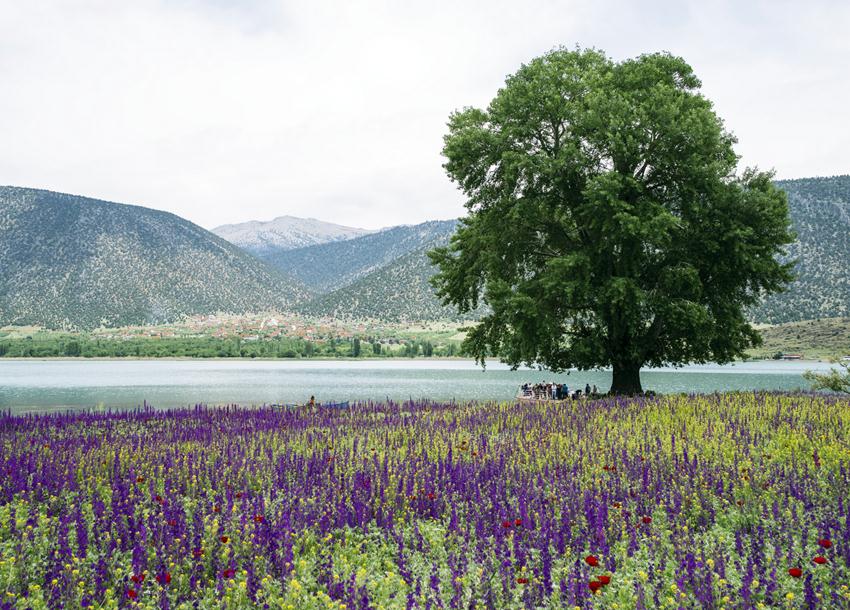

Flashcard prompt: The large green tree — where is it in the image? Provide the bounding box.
[429,48,795,394]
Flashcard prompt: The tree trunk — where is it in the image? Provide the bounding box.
[610,362,643,395]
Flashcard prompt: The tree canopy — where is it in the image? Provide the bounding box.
[429,48,795,394]
[804,362,850,394]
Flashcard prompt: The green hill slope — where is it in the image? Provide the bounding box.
[0,187,308,329]
[297,233,482,322]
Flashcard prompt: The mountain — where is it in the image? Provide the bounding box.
[751,176,850,324]
[212,216,372,254]
[0,187,308,329]
[261,220,459,294]
[297,229,482,322]
[5,175,845,330]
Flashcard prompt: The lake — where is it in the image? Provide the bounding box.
[0,359,835,412]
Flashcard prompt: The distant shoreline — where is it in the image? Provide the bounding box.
[0,356,470,362]
[0,356,833,365]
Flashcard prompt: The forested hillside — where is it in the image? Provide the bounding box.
[298,235,482,322]
[751,176,850,323]
[0,187,308,329]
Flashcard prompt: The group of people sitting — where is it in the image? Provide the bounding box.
[520,381,598,401]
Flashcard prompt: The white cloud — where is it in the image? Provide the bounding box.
[1,0,848,229]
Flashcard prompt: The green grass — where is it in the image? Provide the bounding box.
[749,317,850,360]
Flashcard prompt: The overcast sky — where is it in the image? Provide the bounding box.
[1,0,848,230]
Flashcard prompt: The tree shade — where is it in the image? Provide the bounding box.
[430,48,795,394]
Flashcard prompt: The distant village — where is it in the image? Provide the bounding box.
[85,312,460,350]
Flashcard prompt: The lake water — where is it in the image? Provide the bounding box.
[0,359,835,412]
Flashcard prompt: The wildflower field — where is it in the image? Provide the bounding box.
[1,394,848,609]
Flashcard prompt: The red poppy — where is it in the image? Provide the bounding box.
[253,515,264,523]
[516,577,529,584]
[502,520,512,529]
[585,555,599,567]
[222,568,235,579]
[818,539,832,549]
[156,572,171,585]
[127,589,138,599]
[167,519,177,527]
[515,518,523,527]
[131,574,145,584]
[813,556,827,565]
[788,567,802,578]
[192,547,204,558]
[220,536,229,543]
[154,495,163,504]
[588,580,602,592]
[642,516,652,524]
[599,574,611,585]
[427,493,435,500]
[213,505,221,513]
[235,493,243,499]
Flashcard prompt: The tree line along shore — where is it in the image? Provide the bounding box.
[0,331,457,359]
[1,317,847,360]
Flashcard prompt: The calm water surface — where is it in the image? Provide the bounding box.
[0,359,834,412]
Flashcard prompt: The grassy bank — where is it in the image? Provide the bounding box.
[748,317,850,360]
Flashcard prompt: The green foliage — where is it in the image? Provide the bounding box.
[803,361,850,393]
[0,328,465,360]
[64,340,82,356]
[430,48,795,394]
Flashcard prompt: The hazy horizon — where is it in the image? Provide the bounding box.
[2,0,849,230]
